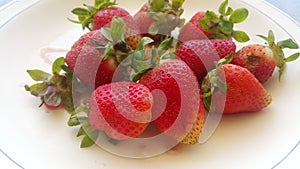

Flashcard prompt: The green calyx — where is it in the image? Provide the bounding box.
[199,0,250,42]
[67,100,118,148]
[201,55,232,111]
[96,16,177,82]
[257,30,300,80]
[97,17,131,62]
[26,57,116,148]
[67,101,100,148]
[147,0,186,36]
[130,37,176,82]
[25,57,74,112]
[69,0,117,30]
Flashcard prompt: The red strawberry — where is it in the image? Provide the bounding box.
[70,1,141,50]
[178,11,213,42]
[66,17,143,88]
[139,59,204,141]
[176,39,236,81]
[202,64,272,114]
[70,45,123,88]
[232,30,299,83]
[89,82,153,140]
[65,30,119,88]
[70,0,126,30]
[178,0,249,42]
[66,30,106,72]
[92,6,130,30]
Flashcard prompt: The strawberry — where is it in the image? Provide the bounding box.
[70,0,125,31]
[65,30,106,72]
[139,59,205,142]
[70,0,141,50]
[133,0,185,43]
[178,0,249,42]
[89,82,153,140]
[25,57,75,112]
[232,30,300,83]
[92,6,130,30]
[66,17,143,88]
[202,63,272,114]
[176,39,236,81]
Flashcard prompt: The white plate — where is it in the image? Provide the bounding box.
[0,0,300,168]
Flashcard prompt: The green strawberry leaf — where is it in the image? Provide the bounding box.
[229,8,248,23]
[278,39,299,49]
[80,135,96,148]
[199,0,250,42]
[257,30,277,44]
[278,62,287,81]
[80,129,99,148]
[218,20,233,35]
[68,116,81,127]
[199,11,220,34]
[101,28,113,42]
[149,22,160,35]
[27,70,51,81]
[95,1,116,10]
[102,42,115,60]
[77,127,86,137]
[268,30,275,43]
[110,17,126,43]
[61,91,74,113]
[25,83,48,97]
[138,37,154,51]
[132,58,151,73]
[284,53,300,62]
[172,0,185,9]
[70,0,116,30]
[218,0,228,15]
[71,8,91,16]
[224,7,234,16]
[158,37,174,51]
[67,18,81,24]
[217,54,233,65]
[232,30,250,42]
[52,57,65,74]
[132,68,152,82]
[150,0,165,11]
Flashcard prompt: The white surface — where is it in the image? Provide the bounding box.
[0,0,40,28]
[0,0,300,168]
[265,0,300,22]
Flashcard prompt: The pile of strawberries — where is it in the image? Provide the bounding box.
[25,0,299,148]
